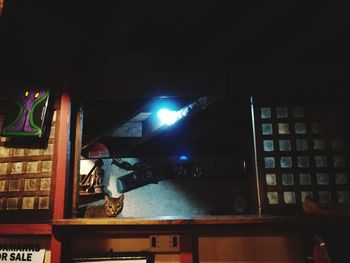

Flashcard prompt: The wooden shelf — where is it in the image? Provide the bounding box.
[52,214,350,226]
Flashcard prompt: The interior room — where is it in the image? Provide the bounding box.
[1,1,349,263]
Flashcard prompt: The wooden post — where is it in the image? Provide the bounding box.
[51,91,71,263]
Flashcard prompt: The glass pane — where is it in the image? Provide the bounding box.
[331,138,344,150]
[283,192,296,204]
[319,191,331,204]
[278,123,289,134]
[279,140,291,151]
[282,174,294,185]
[262,124,273,135]
[296,139,308,151]
[312,122,325,134]
[298,156,310,168]
[276,107,288,118]
[266,174,277,186]
[263,140,274,152]
[293,106,305,118]
[316,173,329,185]
[267,192,278,204]
[335,173,348,185]
[315,156,328,167]
[337,191,350,203]
[313,139,326,150]
[280,156,292,168]
[264,157,275,168]
[295,123,307,134]
[299,173,311,185]
[301,191,313,202]
[261,107,271,119]
[333,155,346,167]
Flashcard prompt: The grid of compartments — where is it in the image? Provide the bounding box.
[255,104,349,208]
[0,112,56,211]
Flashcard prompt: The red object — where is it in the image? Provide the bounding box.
[88,143,110,158]
[51,92,71,263]
[180,235,194,263]
[313,244,332,263]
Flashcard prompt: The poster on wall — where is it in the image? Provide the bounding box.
[1,88,52,139]
[0,243,45,263]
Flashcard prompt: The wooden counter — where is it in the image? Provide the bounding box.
[52,215,350,226]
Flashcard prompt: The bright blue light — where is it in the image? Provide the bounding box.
[157,108,180,126]
[179,155,188,161]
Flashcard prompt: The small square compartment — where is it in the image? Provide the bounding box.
[319,191,331,204]
[297,156,310,168]
[316,173,329,185]
[337,191,350,203]
[267,192,278,204]
[295,123,307,134]
[299,173,311,185]
[335,173,348,185]
[333,155,346,168]
[278,123,289,134]
[315,156,328,168]
[293,106,305,118]
[296,139,308,151]
[283,192,296,204]
[266,174,277,186]
[279,140,291,151]
[280,156,292,168]
[261,107,271,119]
[276,107,288,118]
[264,157,275,168]
[313,139,326,150]
[282,174,294,185]
[263,140,274,152]
[301,191,313,202]
[262,124,273,135]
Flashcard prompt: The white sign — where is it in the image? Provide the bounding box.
[0,243,45,263]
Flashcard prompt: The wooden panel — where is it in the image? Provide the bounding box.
[198,235,305,263]
[50,91,71,263]
[70,237,149,256]
[0,224,52,235]
[155,254,180,263]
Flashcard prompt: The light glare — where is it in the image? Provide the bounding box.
[157,109,180,126]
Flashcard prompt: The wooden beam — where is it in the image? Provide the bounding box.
[50,91,71,263]
[0,224,52,235]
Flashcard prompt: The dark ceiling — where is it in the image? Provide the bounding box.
[0,1,349,95]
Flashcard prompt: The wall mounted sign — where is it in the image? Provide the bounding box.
[1,88,51,138]
[0,243,45,263]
